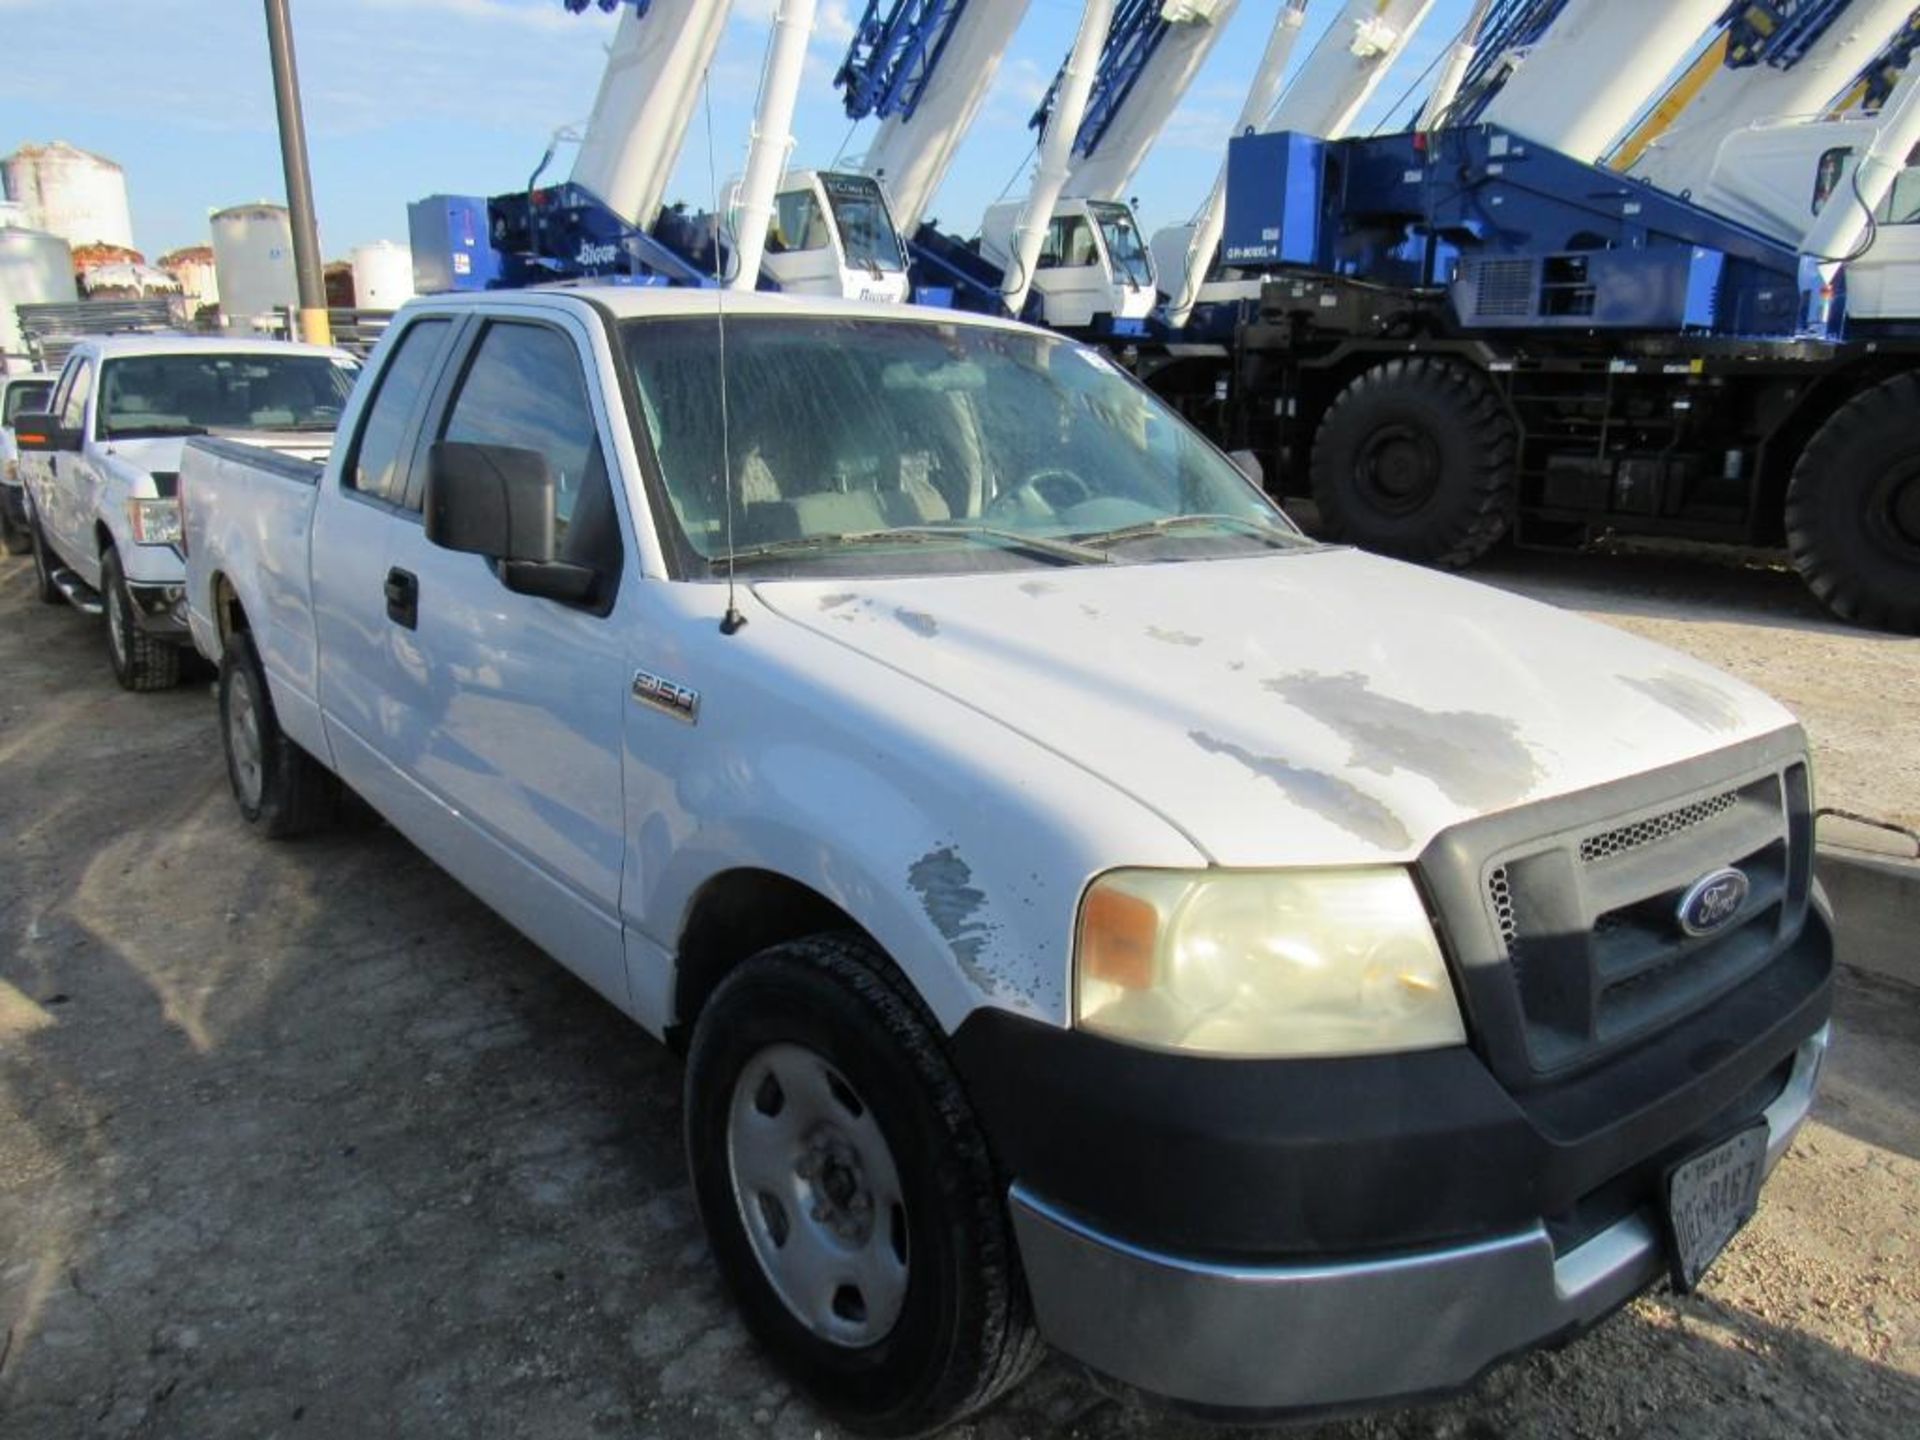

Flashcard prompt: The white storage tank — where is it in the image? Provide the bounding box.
[350,240,414,310]
[160,245,220,313]
[0,224,79,364]
[211,203,298,332]
[1,141,135,250]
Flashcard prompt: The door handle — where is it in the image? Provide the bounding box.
[384,567,418,629]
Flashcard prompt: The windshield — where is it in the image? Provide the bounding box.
[98,353,356,438]
[1090,202,1153,289]
[3,381,52,425]
[620,315,1297,575]
[822,174,907,273]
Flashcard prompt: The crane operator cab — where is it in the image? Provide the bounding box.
[759,170,912,305]
[978,197,1158,335]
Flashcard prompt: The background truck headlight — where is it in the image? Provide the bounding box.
[127,498,182,546]
[1074,868,1466,1058]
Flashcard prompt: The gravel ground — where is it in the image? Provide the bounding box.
[1,546,1917,1440]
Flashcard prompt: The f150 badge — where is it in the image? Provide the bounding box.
[632,669,699,724]
[1677,867,1749,938]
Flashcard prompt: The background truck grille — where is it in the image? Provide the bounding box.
[1455,758,1812,1081]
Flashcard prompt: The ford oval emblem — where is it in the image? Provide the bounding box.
[1677,868,1750,938]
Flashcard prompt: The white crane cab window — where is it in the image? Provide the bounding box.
[346,318,450,506]
[769,189,831,254]
[1037,215,1099,271]
[437,321,603,539]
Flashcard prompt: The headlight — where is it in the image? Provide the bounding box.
[1074,868,1465,1058]
[128,497,182,546]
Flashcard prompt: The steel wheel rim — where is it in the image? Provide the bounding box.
[725,1041,910,1348]
[227,671,265,809]
[1355,422,1442,516]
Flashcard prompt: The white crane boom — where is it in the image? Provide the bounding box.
[1475,0,1728,164]
[857,0,1036,237]
[1001,0,1113,316]
[570,0,737,227]
[1416,0,1498,130]
[729,0,820,290]
[1621,1,1916,196]
[1060,0,1242,204]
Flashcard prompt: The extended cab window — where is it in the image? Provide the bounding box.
[439,322,600,535]
[348,319,449,505]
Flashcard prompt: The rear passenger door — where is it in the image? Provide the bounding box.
[375,311,634,1011]
[310,313,458,797]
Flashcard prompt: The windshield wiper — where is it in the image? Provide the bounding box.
[103,423,208,440]
[1077,512,1308,551]
[724,524,1111,569]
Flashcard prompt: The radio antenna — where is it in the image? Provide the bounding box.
[703,73,746,635]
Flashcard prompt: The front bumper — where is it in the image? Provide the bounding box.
[1011,1024,1828,1412]
[127,578,190,639]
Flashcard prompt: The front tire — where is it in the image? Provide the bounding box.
[1786,374,1920,633]
[0,500,28,556]
[219,630,338,838]
[1309,358,1516,568]
[102,547,181,692]
[685,935,1040,1436]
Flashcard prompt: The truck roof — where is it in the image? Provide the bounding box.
[63,334,356,363]
[407,284,1038,336]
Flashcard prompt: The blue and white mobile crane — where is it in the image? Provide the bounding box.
[1134,0,1920,633]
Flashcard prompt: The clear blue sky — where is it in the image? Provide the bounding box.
[0,0,1469,262]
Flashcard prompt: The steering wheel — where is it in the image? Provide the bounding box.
[984,467,1096,524]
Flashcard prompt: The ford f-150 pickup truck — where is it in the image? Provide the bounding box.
[0,371,54,555]
[180,287,1833,1435]
[14,335,355,689]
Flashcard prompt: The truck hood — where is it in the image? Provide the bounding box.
[100,431,331,491]
[754,549,1799,866]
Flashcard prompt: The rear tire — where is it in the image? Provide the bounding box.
[685,935,1041,1436]
[1786,374,1920,634]
[102,547,181,692]
[219,630,338,838]
[1309,358,1516,568]
[29,506,62,605]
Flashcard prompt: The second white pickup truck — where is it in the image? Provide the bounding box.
[181,287,1833,1435]
[15,335,355,689]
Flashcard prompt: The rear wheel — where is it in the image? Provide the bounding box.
[685,935,1040,1436]
[219,630,337,837]
[1787,374,1920,633]
[1309,358,1516,568]
[102,547,180,692]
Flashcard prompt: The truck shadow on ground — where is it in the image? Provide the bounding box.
[2,553,1916,1439]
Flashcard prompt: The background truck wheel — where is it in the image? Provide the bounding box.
[1309,358,1517,568]
[0,505,28,556]
[685,935,1041,1437]
[1787,374,1920,634]
[29,508,63,605]
[102,547,180,692]
[219,630,337,838]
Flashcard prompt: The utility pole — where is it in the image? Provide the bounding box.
[262,0,331,345]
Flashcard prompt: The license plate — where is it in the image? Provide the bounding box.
[1664,1122,1768,1291]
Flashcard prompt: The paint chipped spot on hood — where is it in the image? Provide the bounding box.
[1620,670,1746,733]
[895,608,939,637]
[1147,625,1204,647]
[1189,731,1413,851]
[1263,670,1544,812]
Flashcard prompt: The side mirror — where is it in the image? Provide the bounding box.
[424,440,597,604]
[1228,448,1264,485]
[13,410,80,453]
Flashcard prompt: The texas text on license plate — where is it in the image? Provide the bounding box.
[1665,1122,1769,1291]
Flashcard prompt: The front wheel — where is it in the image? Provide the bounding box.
[1786,374,1920,633]
[102,547,181,692]
[28,505,62,604]
[1309,358,1517,568]
[219,630,338,838]
[685,936,1040,1436]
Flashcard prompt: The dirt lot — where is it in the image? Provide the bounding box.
[1,545,1917,1440]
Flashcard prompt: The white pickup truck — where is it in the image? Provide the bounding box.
[181,287,1833,1435]
[14,335,355,689]
[1,370,55,555]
